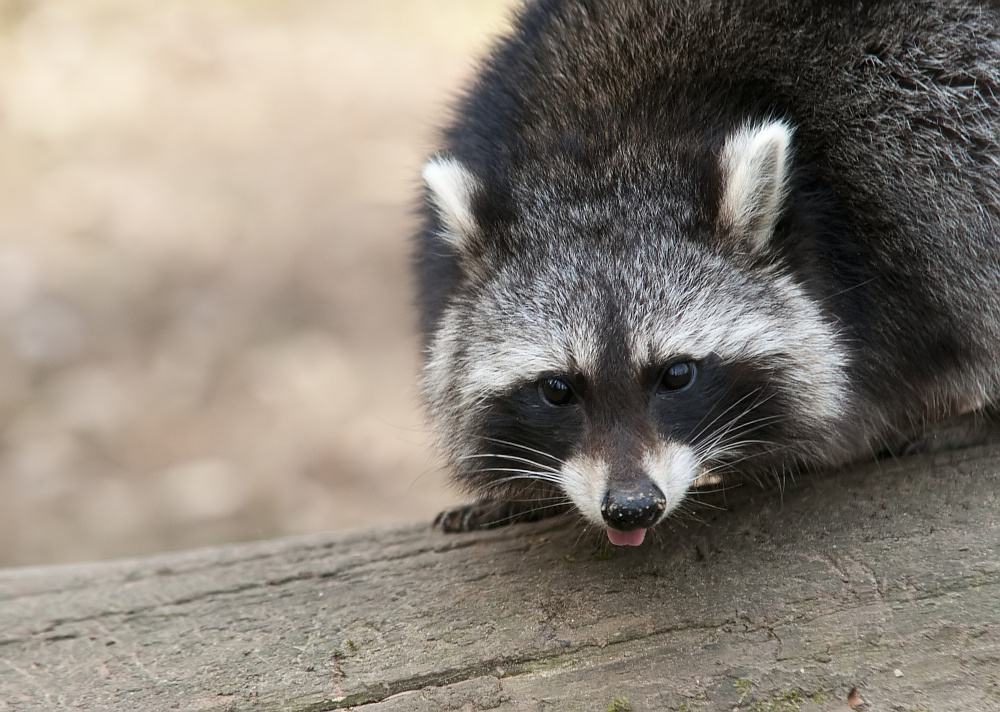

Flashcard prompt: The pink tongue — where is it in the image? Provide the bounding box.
[606,527,647,547]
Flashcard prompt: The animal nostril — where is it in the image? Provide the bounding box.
[600,481,667,530]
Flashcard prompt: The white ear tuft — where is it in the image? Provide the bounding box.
[718,120,792,254]
[422,156,479,251]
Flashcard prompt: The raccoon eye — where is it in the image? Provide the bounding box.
[538,377,575,406]
[659,360,697,392]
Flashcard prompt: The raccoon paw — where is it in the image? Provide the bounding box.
[433,503,495,532]
[433,500,569,533]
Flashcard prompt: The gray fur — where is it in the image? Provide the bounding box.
[415,0,1000,537]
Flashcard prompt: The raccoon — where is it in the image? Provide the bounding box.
[415,0,1000,546]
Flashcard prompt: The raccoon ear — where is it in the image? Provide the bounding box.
[717,120,792,254]
[422,156,480,253]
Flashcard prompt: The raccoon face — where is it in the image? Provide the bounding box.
[421,121,849,544]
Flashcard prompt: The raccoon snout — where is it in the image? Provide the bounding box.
[600,480,667,530]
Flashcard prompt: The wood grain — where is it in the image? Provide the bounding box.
[2,447,998,711]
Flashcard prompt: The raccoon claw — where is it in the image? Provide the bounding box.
[434,500,570,533]
[434,505,489,532]
[433,502,522,532]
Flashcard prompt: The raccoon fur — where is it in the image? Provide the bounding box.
[415,0,1000,546]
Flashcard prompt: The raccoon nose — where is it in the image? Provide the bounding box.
[600,480,667,530]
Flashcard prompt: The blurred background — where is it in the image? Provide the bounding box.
[0,0,517,566]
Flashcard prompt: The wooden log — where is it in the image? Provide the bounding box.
[1,447,998,711]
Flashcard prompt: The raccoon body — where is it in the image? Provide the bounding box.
[415,0,1000,545]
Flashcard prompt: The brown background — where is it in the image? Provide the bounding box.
[0,0,517,566]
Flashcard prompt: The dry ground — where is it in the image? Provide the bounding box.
[0,0,517,566]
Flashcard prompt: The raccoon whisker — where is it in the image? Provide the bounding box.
[684,381,743,442]
[475,436,568,466]
[482,499,571,510]
[701,441,793,471]
[741,469,768,489]
[472,481,567,499]
[572,515,602,549]
[711,436,780,451]
[456,452,563,474]
[678,498,725,514]
[492,499,571,524]
[687,482,742,495]
[472,476,568,497]
[700,438,784,462]
[694,462,735,479]
[717,391,780,433]
[475,482,565,495]
[700,425,784,454]
[687,387,766,445]
[472,500,573,528]
[720,405,785,432]
[471,471,565,487]
[467,484,571,502]
[694,452,788,489]
[775,463,790,500]
[733,455,795,488]
[717,429,789,457]
[693,391,780,452]
[668,502,709,524]
[518,498,573,510]
[818,276,878,304]
[710,386,776,429]
[699,457,764,479]
[482,494,571,506]
[471,466,563,479]
[693,403,784,459]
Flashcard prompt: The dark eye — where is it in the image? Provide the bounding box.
[659,360,697,392]
[538,377,575,406]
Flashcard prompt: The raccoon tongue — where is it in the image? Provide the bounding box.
[606,527,646,547]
